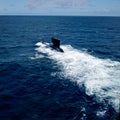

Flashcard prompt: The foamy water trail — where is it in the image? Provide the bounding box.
[35,42,120,112]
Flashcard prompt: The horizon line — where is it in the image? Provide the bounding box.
[0,14,120,17]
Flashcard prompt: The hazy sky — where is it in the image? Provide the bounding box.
[0,0,120,16]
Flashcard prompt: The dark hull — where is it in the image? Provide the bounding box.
[51,45,64,52]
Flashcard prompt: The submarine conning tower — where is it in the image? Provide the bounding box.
[51,37,64,52]
[51,37,60,48]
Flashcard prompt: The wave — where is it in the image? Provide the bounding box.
[34,41,120,112]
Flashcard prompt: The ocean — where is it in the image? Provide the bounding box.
[0,16,120,120]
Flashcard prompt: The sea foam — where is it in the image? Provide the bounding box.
[35,42,120,112]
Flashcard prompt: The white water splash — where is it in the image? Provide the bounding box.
[30,53,44,59]
[35,42,120,112]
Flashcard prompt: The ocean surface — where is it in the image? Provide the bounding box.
[0,16,120,120]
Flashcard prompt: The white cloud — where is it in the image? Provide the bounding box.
[26,0,88,9]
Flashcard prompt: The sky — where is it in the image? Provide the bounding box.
[0,0,120,16]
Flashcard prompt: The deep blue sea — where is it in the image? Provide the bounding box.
[0,16,120,120]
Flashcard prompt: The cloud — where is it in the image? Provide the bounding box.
[3,8,8,11]
[26,0,88,9]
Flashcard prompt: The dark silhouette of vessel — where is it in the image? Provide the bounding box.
[51,37,64,52]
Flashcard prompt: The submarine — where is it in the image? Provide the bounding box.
[50,37,64,52]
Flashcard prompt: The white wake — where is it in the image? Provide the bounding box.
[34,42,120,112]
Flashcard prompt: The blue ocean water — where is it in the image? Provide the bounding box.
[0,16,120,120]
